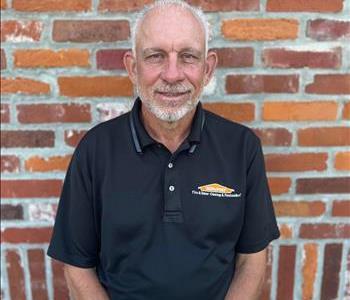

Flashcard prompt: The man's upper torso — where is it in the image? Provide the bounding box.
[48,98,280,300]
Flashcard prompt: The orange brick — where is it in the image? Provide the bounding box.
[25,155,72,172]
[268,177,291,195]
[64,130,87,147]
[298,127,350,146]
[14,49,90,68]
[302,244,318,300]
[274,201,325,217]
[332,200,350,217]
[1,0,6,9]
[1,77,50,95]
[203,102,255,122]
[267,0,343,12]
[265,153,328,172]
[222,19,298,41]
[279,224,293,239]
[58,76,133,97]
[343,102,350,120]
[13,0,91,11]
[263,101,338,121]
[335,152,350,171]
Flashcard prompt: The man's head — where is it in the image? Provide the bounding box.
[124,0,217,123]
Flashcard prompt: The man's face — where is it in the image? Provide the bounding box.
[129,6,212,122]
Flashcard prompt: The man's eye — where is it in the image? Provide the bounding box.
[146,53,164,62]
[182,53,198,63]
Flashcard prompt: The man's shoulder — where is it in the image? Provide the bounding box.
[204,108,259,142]
[74,111,130,151]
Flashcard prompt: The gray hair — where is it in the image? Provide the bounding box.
[131,0,210,56]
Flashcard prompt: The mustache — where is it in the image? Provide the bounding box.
[154,83,192,94]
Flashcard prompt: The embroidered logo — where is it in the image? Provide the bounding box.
[192,183,241,198]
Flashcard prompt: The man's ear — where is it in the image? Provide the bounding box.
[123,50,137,84]
[204,50,218,86]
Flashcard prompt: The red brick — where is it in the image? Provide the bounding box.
[260,246,273,300]
[1,0,6,9]
[1,77,50,95]
[305,74,350,94]
[321,244,343,300]
[6,250,26,300]
[13,0,91,11]
[265,153,328,172]
[263,101,338,121]
[51,259,69,300]
[335,152,350,171]
[267,0,343,12]
[188,0,259,11]
[302,244,318,300]
[332,200,350,217]
[222,19,299,41]
[58,76,133,97]
[279,224,293,239]
[226,75,299,94]
[96,49,128,70]
[1,204,23,220]
[274,201,325,217]
[1,130,54,148]
[203,102,255,122]
[253,128,292,146]
[343,102,350,119]
[64,130,87,147]
[212,47,254,68]
[25,155,71,172]
[297,177,350,194]
[300,223,350,239]
[1,155,20,172]
[14,49,90,68]
[307,19,350,41]
[99,0,153,11]
[17,103,91,123]
[28,249,49,300]
[1,20,42,42]
[1,103,10,123]
[1,179,62,198]
[262,48,341,69]
[53,20,130,42]
[1,227,52,243]
[298,127,350,146]
[277,245,296,300]
[268,177,291,195]
[0,48,6,69]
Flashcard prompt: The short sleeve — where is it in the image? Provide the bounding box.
[235,135,280,254]
[47,138,99,268]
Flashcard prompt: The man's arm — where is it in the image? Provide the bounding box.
[224,248,267,300]
[64,264,109,300]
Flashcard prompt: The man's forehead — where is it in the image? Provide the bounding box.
[136,5,205,50]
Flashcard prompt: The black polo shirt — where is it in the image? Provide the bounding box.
[48,98,280,300]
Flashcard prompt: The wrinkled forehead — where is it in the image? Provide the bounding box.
[135,5,206,53]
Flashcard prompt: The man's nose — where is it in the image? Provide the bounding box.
[161,55,185,83]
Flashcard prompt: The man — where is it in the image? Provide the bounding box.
[47,1,280,299]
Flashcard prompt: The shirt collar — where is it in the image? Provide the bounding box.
[129,98,205,154]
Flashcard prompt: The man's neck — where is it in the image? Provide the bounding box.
[140,104,196,153]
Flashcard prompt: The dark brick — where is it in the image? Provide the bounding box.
[307,19,350,41]
[277,245,296,300]
[321,244,343,300]
[1,204,23,220]
[1,130,54,148]
[53,20,130,42]
[96,49,128,70]
[213,47,254,68]
[297,177,350,194]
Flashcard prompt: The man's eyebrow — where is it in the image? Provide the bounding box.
[142,48,164,55]
[142,47,202,56]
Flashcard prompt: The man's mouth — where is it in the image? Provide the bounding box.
[156,91,190,97]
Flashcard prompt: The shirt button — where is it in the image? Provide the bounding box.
[169,185,175,192]
[168,162,173,169]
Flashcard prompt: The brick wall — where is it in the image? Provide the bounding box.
[1,0,349,299]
